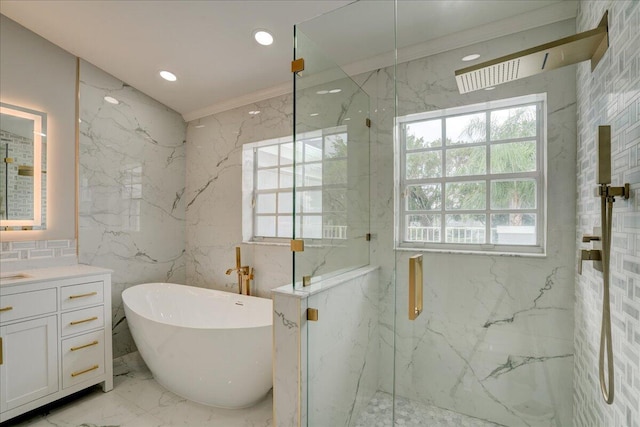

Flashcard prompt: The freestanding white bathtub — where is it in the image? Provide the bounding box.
[122,283,273,409]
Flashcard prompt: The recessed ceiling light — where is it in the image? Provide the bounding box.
[249,110,261,115]
[104,96,119,105]
[159,70,177,81]
[194,124,205,128]
[329,89,342,94]
[253,30,273,46]
[316,90,329,95]
[462,54,481,62]
[485,86,496,91]
[344,118,351,121]
[309,113,319,117]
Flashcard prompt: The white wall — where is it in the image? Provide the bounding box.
[574,2,640,426]
[0,14,76,243]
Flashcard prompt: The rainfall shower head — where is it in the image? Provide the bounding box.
[455,11,609,94]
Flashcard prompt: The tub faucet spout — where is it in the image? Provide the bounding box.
[226,247,253,295]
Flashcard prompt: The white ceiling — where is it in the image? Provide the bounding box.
[0,1,577,122]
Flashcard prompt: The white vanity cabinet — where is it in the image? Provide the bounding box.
[0,265,112,423]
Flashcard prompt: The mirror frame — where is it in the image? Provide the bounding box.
[0,103,44,229]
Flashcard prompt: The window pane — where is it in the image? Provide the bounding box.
[302,215,322,239]
[491,180,536,209]
[303,163,322,186]
[490,141,536,173]
[257,169,278,190]
[445,182,486,210]
[325,133,347,159]
[491,214,536,245]
[445,214,486,243]
[406,214,441,242]
[446,113,485,145]
[256,216,276,237]
[407,184,441,211]
[445,146,486,177]
[300,190,322,213]
[257,145,279,168]
[256,193,276,213]
[304,138,323,162]
[281,143,294,165]
[406,119,442,149]
[280,166,294,188]
[406,152,441,179]
[324,159,347,185]
[277,215,293,238]
[278,192,292,214]
[490,105,536,141]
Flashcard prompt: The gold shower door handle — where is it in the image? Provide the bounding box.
[409,254,423,320]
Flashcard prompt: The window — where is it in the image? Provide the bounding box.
[397,94,546,254]
[243,127,348,242]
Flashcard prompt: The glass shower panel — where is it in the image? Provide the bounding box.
[292,27,370,290]
[293,24,372,427]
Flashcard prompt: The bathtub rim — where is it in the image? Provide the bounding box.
[122,282,273,331]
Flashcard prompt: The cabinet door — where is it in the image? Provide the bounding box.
[0,315,58,412]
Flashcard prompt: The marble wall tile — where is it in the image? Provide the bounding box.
[185,96,293,296]
[78,60,186,358]
[368,19,578,426]
[574,2,640,427]
[273,266,379,427]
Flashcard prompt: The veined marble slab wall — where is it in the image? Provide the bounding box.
[272,266,379,427]
[361,19,578,426]
[78,60,186,358]
[574,2,640,427]
[186,96,293,295]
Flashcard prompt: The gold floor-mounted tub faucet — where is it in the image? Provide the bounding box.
[225,246,254,296]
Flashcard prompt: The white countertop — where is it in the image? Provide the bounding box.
[0,264,112,288]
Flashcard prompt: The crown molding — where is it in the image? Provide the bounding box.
[184,1,578,122]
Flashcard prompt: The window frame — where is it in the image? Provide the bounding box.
[395,93,547,255]
[242,126,348,244]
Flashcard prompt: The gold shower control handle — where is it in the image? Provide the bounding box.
[409,254,423,320]
[578,249,601,275]
[582,235,601,243]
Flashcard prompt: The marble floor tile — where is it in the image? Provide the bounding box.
[354,391,506,427]
[6,352,273,427]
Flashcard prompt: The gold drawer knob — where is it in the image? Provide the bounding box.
[70,340,99,352]
[71,365,99,377]
[69,316,98,326]
[0,306,13,312]
[69,291,98,299]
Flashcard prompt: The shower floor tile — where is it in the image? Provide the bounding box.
[354,391,505,427]
[6,352,273,427]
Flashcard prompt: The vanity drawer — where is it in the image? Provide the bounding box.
[60,281,104,311]
[62,329,105,389]
[61,306,104,337]
[0,288,57,324]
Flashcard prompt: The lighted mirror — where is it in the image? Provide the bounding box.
[0,102,47,230]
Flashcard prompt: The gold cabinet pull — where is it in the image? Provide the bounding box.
[409,254,423,320]
[70,340,99,352]
[69,291,98,299]
[0,306,13,312]
[69,316,98,325]
[71,364,99,377]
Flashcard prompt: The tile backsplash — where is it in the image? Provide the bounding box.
[0,239,77,271]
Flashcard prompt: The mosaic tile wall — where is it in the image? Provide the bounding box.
[574,1,640,426]
[0,239,77,270]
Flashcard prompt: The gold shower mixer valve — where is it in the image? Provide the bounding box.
[596,183,630,199]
